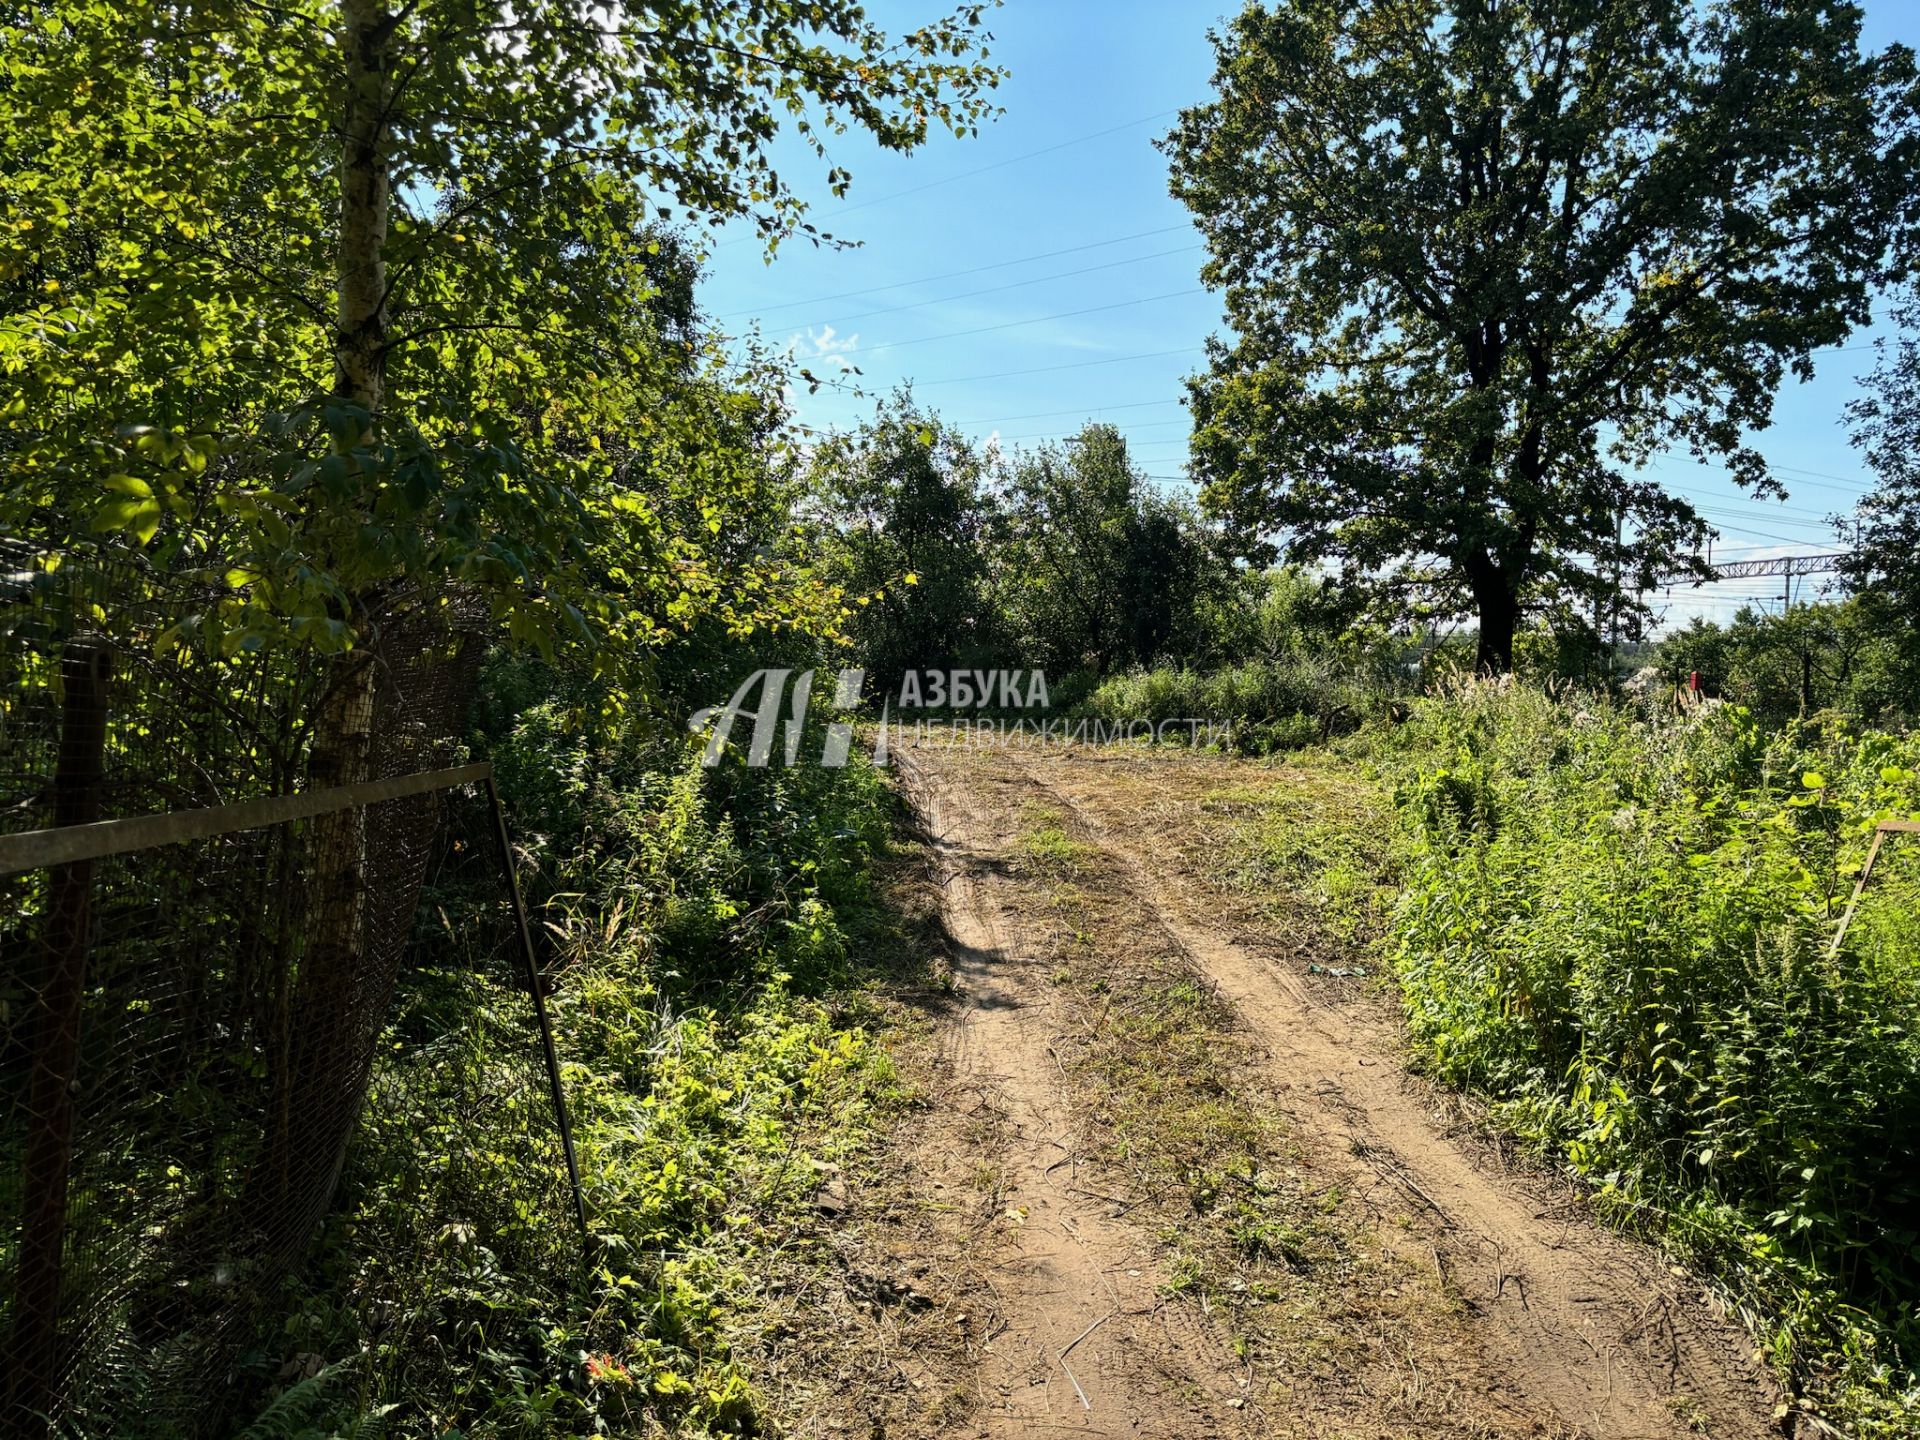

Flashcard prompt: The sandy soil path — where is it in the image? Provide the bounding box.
[906,749,1251,1439]
[891,737,1778,1440]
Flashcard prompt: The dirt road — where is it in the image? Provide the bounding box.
[886,736,1778,1440]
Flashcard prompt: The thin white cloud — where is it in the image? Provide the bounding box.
[783,324,861,373]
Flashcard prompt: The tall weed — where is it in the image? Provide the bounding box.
[1381,682,1920,1429]
[278,692,906,1437]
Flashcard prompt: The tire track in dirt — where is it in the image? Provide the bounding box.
[1003,744,1781,1440]
[899,751,1253,1440]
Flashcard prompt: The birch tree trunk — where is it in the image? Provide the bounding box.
[255,0,395,1259]
[333,0,391,415]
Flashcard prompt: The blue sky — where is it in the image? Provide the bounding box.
[697,1,1919,629]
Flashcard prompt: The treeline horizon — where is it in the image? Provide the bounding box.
[777,387,1918,741]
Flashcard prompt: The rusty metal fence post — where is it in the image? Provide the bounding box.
[485,774,589,1241]
[4,640,112,1436]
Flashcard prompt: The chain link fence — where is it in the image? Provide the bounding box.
[0,544,580,1437]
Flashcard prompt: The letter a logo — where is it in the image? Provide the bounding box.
[688,669,791,767]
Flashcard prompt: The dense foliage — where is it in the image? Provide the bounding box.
[0,0,1001,668]
[1374,683,1920,1427]
[1073,570,1415,749]
[1655,598,1917,726]
[2,3,1001,1432]
[806,401,1240,688]
[1162,0,1919,670]
[994,424,1217,675]
[281,668,909,1435]
[804,394,1003,689]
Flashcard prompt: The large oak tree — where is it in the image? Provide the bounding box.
[1163,0,1917,671]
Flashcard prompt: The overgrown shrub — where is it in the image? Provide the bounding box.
[1379,681,1920,1429]
[276,680,906,1436]
[1083,655,1403,753]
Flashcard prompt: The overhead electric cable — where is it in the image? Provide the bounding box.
[955,396,1187,426]
[715,107,1183,250]
[820,108,1182,220]
[717,225,1193,319]
[913,345,1205,387]
[764,244,1203,334]
[861,288,1205,354]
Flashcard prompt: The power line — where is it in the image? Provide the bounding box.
[1675,508,1833,531]
[1646,457,1870,500]
[962,427,1865,523]
[911,346,1207,387]
[1692,504,1840,530]
[985,427,1859,528]
[762,244,1203,335]
[978,439,1852,513]
[717,224,1193,320]
[1688,540,1848,558]
[956,396,1187,426]
[861,287,1205,355]
[819,107,1182,220]
[716,107,1182,251]
[960,407,1873,506]
[1765,460,1869,485]
[990,416,1193,443]
[1732,471,1866,500]
[1702,520,1828,546]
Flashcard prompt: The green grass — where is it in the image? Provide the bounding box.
[1359,683,1920,1435]
[1017,803,1088,873]
[1203,758,1398,945]
[1078,657,1403,755]
[263,700,918,1438]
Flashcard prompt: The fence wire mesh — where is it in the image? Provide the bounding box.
[1,542,575,1437]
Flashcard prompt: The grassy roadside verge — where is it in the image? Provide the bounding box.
[250,689,945,1439]
[1200,686,1920,1437]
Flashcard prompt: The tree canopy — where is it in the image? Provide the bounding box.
[1,0,1001,670]
[997,423,1214,675]
[1163,0,1918,670]
[1846,293,1920,630]
[805,392,1003,690]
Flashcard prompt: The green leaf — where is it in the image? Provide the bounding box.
[91,495,162,543]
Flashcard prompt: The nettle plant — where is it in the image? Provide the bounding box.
[1389,684,1920,1410]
